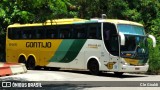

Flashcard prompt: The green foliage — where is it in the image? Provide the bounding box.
[148,39,160,74]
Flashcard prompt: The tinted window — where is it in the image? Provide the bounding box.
[8,27,43,39]
[8,23,102,40]
[8,28,22,39]
[36,28,45,39]
[73,25,87,39]
[46,27,58,39]
[103,23,119,56]
[88,24,101,39]
[57,25,72,39]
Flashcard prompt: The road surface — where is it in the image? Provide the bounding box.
[0,69,160,90]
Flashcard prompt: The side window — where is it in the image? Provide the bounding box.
[88,27,97,39]
[21,29,29,39]
[73,25,86,39]
[23,27,45,39]
[8,28,14,39]
[16,29,21,39]
[46,27,58,39]
[103,23,119,56]
[87,23,101,39]
[36,29,45,39]
[59,25,72,39]
[8,28,22,39]
[59,29,70,38]
[21,28,36,39]
[73,23,101,39]
[104,30,110,40]
[8,27,45,39]
[21,30,28,39]
[29,29,36,39]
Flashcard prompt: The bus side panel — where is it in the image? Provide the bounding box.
[38,39,63,66]
[47,39,86,68]
[6,39,40,64]
[83,39,110,70]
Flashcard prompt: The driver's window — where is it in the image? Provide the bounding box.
[103,23,119,56]
[104,30,110,40]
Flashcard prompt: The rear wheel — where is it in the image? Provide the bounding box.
[35,66,42,70]
[49,67,60,71]
[27,56,36,70]
[88,59,100,75]
[18,56,26,65]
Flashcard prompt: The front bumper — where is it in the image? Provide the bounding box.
[119,64,149,72]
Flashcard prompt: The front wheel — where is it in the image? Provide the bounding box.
[49,67,60,71]
[88,60,100,75]
[114,72,124,76]
[27,56,36,70]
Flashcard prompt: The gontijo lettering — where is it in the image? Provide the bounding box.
[26,42,51,48]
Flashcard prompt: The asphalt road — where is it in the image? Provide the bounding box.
[0,69,160,90]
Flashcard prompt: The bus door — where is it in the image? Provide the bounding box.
[103,23,119,71]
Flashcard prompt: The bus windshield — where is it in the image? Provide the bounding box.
[117,24,149,65]
[118,24,145,36]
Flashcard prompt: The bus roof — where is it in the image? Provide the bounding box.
[104,19,143,26]
[8,18,88,28]
[89,19,143,26]
[8,18,143,28]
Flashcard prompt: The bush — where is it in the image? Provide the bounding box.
[148,39,160,74]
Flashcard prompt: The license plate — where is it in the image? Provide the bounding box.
[135,68,140,70]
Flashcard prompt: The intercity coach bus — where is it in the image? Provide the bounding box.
[6,18,156,75]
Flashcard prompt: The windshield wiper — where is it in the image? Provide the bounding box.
[131,45,140,58]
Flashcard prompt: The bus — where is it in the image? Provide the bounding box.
[6,18,156,75]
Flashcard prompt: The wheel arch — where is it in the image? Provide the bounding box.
[18,54,27,63]
[86,56,101,70]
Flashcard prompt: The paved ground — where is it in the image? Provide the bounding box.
[0,69,160,90]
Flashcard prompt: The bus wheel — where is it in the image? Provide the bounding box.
[114,72,124,76]
[18,56,26,65]
[88,59,100,75]
[49,67,60,71]
[27,56,36,70]
[35,66,42,70]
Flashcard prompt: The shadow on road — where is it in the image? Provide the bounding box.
[60,70,148,78]
[38,67,148,78]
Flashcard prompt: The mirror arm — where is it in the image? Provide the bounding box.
[119,32,125,45]
[148,35,156,47]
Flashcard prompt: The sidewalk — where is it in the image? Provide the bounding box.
[0,62,27,77]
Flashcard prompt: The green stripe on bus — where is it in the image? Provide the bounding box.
[49,40,74,62]
[59,39,86,63]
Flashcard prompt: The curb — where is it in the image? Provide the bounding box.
[0,62,27,77]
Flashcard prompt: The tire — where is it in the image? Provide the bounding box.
[27,56,36,70]
[49,67,60,71]
[18,56,26,65]
[88,60,100,75]
[44,67,50,70]
[35,66,42,70]
[114,72,124,76]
